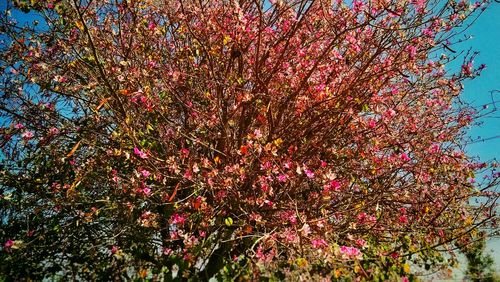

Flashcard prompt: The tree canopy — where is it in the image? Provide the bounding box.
[0,0,499,280]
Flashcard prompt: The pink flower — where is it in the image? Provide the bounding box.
[183,169,193,180]
[311,238,328,249]
[399,215,408,224]
[422,28,434,37]
[406,45,417,59]
[111,245,119,254]
[330,180,341,191]
[340,246,362,259]
[428,144,440,154]
[22,131,34,140]
[277,174,287,182]
[163,247,173,256]
[368,119,377,128]
[385,108,397,119]
[357,212,376,224]
[4,239,14,249]
[355,238,367,248]
[402,276,410,282]
[305,169,315,179]
[143,187,151,196]
[261,161,272,170]
[140,169,151,178]
[180,148,189,157]
[462,62,473,76]
[171,213,185,225]
[400,153,411,162]
[49,127,60,135]
[14,123,24,129]
[300,223,311,236]
[253,129,262,139]
[133,147,148,159]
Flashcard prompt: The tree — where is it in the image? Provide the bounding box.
[462,234,499,282]
[0,0,498,280]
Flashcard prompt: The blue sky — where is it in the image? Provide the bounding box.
[461,3,500,161]
[458,1,500,272]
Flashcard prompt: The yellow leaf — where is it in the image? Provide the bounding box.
[66,141,81,158]
[224,217,233,226]
[273,138,283,147]
[296,258,308,268]
[75,21,84,31]
[465,216,473,226]
[334,269,342,278]
[403,263,410,274]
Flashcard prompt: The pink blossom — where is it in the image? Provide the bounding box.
[355,238,367,248]
[183,169,193,180]
[462,62,473,76]
[143,187,151,196]
[264,199,273,207]
[111,245,119,254]
[368,119,377,128]
[384,108,397,119]
[311,238,328,249]
[140,169,151,178]
[4,239,14,249]
[253,129,262,139]
[163,247,173,256]
[330,180,341,191]
[357,212,376,224]
[14,123,24,129]
[400,153,411,162]
[412,0,426,13]
[277,174,287,182]
[399,215,408,224]
[353,0,364,12]
[422,28,434,37]
[406,45,417,59]
[402,277,410,282]
[261,161,272,170]
[22,131,34,140]
[171,213,185,225]
[339,246,362,259]
[300,223,311,236]
[49,127,60,135]
[255,245,265,259]
[133,147,148,159]
[180,148,189,157]
[428,144,440,154]
[305,169,315,179]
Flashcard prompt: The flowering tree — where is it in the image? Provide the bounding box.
[1,0,499,280]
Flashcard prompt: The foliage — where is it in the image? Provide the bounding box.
[462,235,500,282]
[0,0,499,280]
